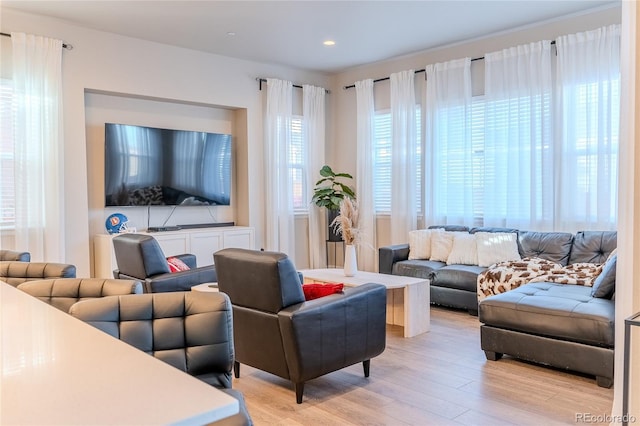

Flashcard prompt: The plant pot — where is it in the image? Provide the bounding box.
[327,209,342,242]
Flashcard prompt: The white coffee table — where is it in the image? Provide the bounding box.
[299,269,430,338]
[191,282,219,292]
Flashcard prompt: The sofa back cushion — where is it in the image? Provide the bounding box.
[518,231,574,266]
[591,252,617,299]
[568,231,617,265]
[428,225,469,232]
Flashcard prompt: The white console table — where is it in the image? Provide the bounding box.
[93,226,255,278]
[0,282,238,425]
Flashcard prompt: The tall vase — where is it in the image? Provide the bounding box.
[344,244,358,277]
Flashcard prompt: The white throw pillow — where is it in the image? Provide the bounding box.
[408,229,433,260]
[430,230,456,262]
[447,232,478,265]
[475,232,521,267]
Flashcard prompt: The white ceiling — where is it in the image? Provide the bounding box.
[3,0,620,74]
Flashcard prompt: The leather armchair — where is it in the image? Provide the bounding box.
[112,233,216,293]
[0,249,30,262]
[0,261,76,287]
[18,278,143,313]
[213,248,387,404]
[70,291,252,426]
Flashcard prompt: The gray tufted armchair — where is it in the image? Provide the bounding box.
[18,278,143,313]
[112,233,216,293]
[0,261,76,287]
[213,248,387,404]
[70,291,252,425]
[0,249,31,262]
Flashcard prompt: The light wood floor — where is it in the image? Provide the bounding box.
[232,306,614,425]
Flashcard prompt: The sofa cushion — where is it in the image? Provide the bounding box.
[408,229,434,260]
[428,225,469,232]
[475,232,521,267]
[470,227,519,235]
[447,232,478,266]
[393,259,445,280]
[568,231,617,265]
[430,230,457,262]
[431,265,487,292]
[591,252,617,299]
[518,231,574,266]
[479,282,614,347]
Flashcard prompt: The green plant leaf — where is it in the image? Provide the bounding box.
[319,165,334,177]
[335,172,353,179]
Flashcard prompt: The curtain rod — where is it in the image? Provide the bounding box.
[342,40,556,90]
[0,32,73,50]
[256,78,330,94]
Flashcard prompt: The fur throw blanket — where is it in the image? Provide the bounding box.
[477,257,603,301]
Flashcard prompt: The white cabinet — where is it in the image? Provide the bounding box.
[93,226,255,278]
[189,231,224,266]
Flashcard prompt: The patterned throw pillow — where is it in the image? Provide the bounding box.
[167,256,190,273]
[302,283,344,300]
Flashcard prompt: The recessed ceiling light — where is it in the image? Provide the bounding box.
[323,40,336,46]
[226,32,236,37]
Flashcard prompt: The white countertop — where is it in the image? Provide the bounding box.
[0,282,238,425]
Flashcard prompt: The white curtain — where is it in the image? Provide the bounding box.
[303,84,326,268]
[390,70,417,244]
[425,58,473,226]
[264,78,295,253]
[355,79,377,271]
[555,25,620,232]
[10,33,64,261]
[483,41,554,230]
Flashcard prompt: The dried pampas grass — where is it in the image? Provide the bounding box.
[331,197,361,245]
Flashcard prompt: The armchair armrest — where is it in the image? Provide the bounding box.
[378,244,410,274]
[277,283,387,383]
[145,265,217,293]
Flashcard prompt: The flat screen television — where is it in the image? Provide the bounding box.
[104,123,232,207]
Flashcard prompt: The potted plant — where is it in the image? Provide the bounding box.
[311,165,356,242]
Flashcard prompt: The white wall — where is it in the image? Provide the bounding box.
[1,7,331,276]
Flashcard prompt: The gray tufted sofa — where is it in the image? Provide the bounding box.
[0,261,76,287]
[379,226,617,314]
[18,278,143,312]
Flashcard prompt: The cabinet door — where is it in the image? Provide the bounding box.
[190,232,223,267]
[223,229,254,250]
[154,234,190,258]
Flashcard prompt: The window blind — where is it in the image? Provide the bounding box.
[0,79,15,228]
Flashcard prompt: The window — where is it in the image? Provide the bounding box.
[0,78,15,228]
[373,107,421,213]
[290,116,306,211]
[568,79,620,224]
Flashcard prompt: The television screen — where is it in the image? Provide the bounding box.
[104,123,232,207]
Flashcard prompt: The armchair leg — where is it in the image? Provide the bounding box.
[363,360,370,377]
[294,382,304,404]
[233,361,240,378]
